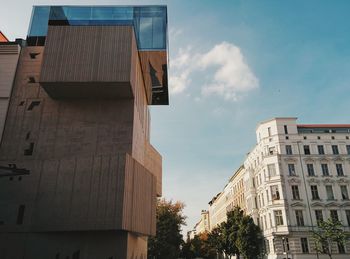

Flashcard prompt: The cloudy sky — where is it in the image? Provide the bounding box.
[2,0,350,234]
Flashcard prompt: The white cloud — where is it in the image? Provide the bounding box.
[169,47,195,94]
[169,28,183,40]
[169,42,259,100]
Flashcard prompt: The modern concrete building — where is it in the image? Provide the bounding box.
[0,5,168,259]
[197,118,350,258]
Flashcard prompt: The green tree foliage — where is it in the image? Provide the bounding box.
[207,227,225,256]
[236,215,264,259]
[313,218,349,259]
[207,207,264,259]
[181,232,217,259]
[148,199,186,259]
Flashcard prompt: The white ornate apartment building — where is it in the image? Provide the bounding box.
[193,117,350,259]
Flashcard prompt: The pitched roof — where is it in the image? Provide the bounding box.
[0,31,9,42]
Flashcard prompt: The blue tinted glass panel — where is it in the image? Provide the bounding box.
[152,17,165,49]
[28,6,167,50]
[112,7,133,20]
[92,7,114,20]
[66,7,91,20]
[28,6,50,36]
[139,17,153,49]
[50,6,66,20]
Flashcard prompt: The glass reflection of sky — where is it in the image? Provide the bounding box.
[28,6,167,50]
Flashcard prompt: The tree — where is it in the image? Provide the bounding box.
[207,227,225,257]
[207,207,264,259]
[148,199,186,259]
[313,218,349,259]
[235,215,264,259]
[221,207,243,258]
[181,232,217,259]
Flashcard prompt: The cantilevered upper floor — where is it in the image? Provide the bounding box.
[29,6,169,105]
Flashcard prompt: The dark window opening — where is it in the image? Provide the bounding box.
[332,136,335,139]
[25,132,31,140]
[29,53,40,59]
[282,237,290,252]
[285,136,289,140]
[304,145,310,155]
[332,145,339,155]
[301,238,309,253]
[72,250,80,259]
[27,101,40,111]
[26,36,46,46]
[304,136,307,140]
[318,145,325,155]
[17,205,25,225]
[24,142,34,156]
[18,176,22,181]
[19,101,25,106]
[284,125,288,134]
[318,136,321,140]
[28,77,36,83]
[338,242,345,254]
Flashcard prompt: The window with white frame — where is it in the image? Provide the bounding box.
[292,185,300,200]
[295,210,305,226]
[311,185,320,200]
[340,185,349,200]
[307,164,315,176]
[288,164,296,176]
[271,185,280,200]
[332,145,339,155]
[274,210,283,226]
[336,164,344,176]
[268,164,276,177]
[326,185,335,200]
[321,164,329,176]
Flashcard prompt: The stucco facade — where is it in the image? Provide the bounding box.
[197,118,350,259]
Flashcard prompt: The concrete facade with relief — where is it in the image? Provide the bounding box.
[0,5,168,259]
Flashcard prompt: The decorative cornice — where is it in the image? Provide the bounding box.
[284,157,298,163]
[324,201,340,207]
[307,178,321,184]
[322,178,335,184]
[319,157,330,162]
[287,178,302,184]
[290,202,306,208]
[336,178,350,184]
[311,202,324,207]
[333,156,344,162]
[340,201,350,207]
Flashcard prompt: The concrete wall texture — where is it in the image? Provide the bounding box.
[0,25,163,259]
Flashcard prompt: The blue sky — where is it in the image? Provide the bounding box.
[2,0,350,234]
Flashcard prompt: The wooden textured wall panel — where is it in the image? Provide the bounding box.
[145,143,162,196]
[41,26,132,83]
[122,154,156,236]
[40,26,135,99]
